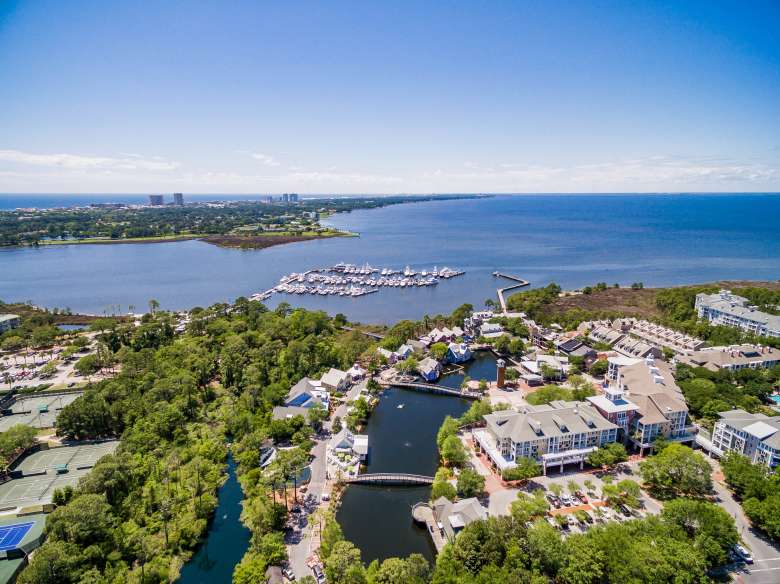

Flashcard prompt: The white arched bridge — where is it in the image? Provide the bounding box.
[345,473,434,486]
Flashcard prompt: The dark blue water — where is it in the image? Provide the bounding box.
[336,387,470,563]
[1,195,778,323]
[178,454,250,583]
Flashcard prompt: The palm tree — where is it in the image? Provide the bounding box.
[567,480,580,495]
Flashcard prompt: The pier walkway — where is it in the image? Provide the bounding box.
[345,473,434,486]
[493,272,530,314]
[340,326,385,340]
[380,379,482,400]
[412,502,446,553]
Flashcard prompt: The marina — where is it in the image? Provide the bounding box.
[251,263,465,301]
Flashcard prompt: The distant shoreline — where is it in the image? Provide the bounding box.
[27,229,358,250]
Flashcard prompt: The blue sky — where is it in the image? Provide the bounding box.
[1,1,779,194]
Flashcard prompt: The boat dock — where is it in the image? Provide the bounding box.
[411,502,446,553]
[251,263,465,301]
[493,272,530,314]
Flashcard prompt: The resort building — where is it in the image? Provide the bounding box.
[628,320,705,354]
[676,344,780,372]
[588,325,625,346]
[613,336,661,359]
[330,428,369,461]
[695,290,780,338]
[395,344,414,360]
[423,327,463,344]
[589,358,692,454]
[479,322,504,337]
[606,355,643,381]
[474,401,619,475]
[320,368,349,392]
[418,357,442,382]
[0,314,21,333]
[710,410,780,469]
[529,323,559,349]
[519,354,568,381]
[272,377,330,420]
[377,347,398,364]
[432,497,488,542]
[405,339,428,354]
[555,338,597,367]
[464,310,495,337]
[347,363,367,382]
[446,342,472,364]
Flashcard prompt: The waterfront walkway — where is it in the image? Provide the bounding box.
[412,502,446,553]
[494,272,530,314]
[380,379,482,400]
[345,472,434,486]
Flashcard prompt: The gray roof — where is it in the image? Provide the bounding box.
[616,359,687,423]
[484,401,617,443]
[678,345,779,371]
[271,405,311,421]
[698,291,780,332]
[418,357,440,374]
[433,496,487,539]
[718,409,780,448]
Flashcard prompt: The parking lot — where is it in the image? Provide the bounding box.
[0,441,119,509]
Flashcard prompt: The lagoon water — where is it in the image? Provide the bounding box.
[2,194,779,323]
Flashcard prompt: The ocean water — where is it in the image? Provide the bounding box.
[1,194,778,323]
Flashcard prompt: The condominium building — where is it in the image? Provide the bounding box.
[588,358,692,454]
[173,192,184,206]
[148,194,164,206]
[0,314,21,333]
[474,401,619,475]
[677,344,779,372]
[711,410,780,469]
[695,290,780,338]
[628,320,706,354]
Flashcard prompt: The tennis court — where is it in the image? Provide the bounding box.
[0,392,83,432]
[0,441,119,509]
[0,522,33,551]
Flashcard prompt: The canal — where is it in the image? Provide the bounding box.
[178,453,251,583]
[336,352,497,563]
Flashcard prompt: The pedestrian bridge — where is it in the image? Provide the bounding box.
[381,380,482,400]
[345,473,434,486]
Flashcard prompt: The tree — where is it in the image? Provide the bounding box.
[440,435,467,467]
[431,467,457,501]
[332,416,343,433]
[589,359,608,377]
[501,457,540,482]
[661,498,738,567]
[602,479,641,509]
[559,535,605,584]
[429,342,448,361]
[457,469,486,497]
[74,354,100,378]
[510,491,549,522]
[307,402,328,430]
[586,443,627,469]
[639,444,712,499]
[324,540,366,584]
[395,356,419,375]
[366,554,429,584]
[436,416,459,450]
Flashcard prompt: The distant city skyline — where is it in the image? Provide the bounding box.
[1,1,779,194]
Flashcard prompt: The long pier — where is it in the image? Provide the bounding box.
[493,272,530,314]
[346,473,434,485]
[380,380,482,400]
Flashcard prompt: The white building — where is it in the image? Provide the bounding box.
[711,410,780,469]
[677,344,779,372]
[474,401,619,475]
[696,290,780,338]
[320,368,350,392]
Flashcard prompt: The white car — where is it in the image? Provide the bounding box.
[734,544,754,564]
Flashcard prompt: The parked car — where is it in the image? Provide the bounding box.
[619,504,632,517]
[282,566,296,580]
[575,491,588,503]
[312,564,326,583]
[734,544,754,564]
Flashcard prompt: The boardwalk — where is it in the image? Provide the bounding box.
[345,472,434,485]
[493,272,530,313]
[340,326,385,340]
[380,379,482,400]
[412,502,446,553]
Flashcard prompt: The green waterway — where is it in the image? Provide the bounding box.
[178,453,250,583]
